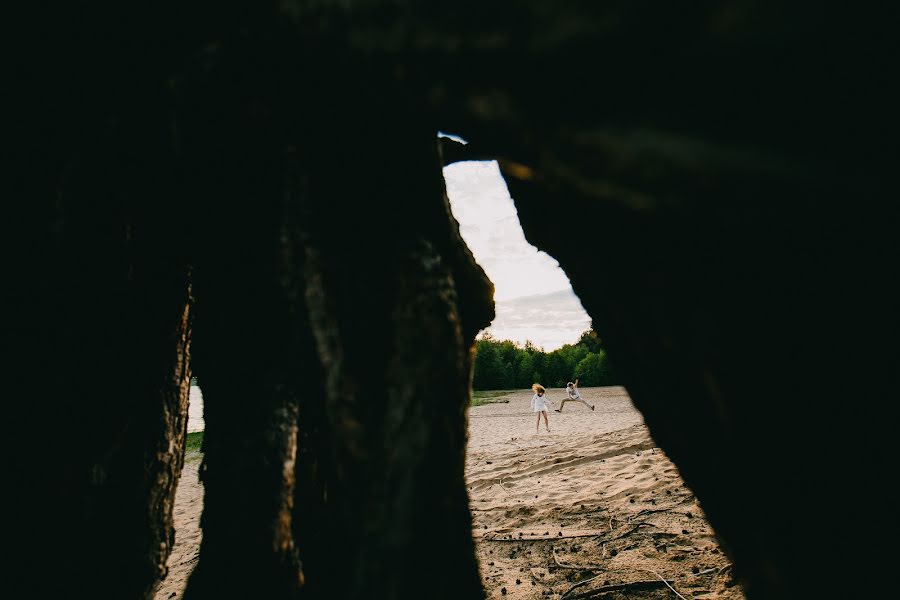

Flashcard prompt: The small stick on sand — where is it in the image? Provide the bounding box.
[483,531,608,542]
[561,578,674,600]
[650,570,688,600]
[529,570,547,585]
[559,573,604,600]
[593,523,649,543]
[633,498,698,520]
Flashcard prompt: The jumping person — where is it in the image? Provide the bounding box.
[555,378,595,412]
[531,383,552,433]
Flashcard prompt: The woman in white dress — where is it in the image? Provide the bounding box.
[531,383,552,433]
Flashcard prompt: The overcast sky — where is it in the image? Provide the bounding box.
[444,160,591,350]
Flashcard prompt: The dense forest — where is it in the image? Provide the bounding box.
[472,330,617,391]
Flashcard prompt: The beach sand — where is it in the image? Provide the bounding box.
[156,460,202,600]
[157,387,744,599]
[469,386,743,599]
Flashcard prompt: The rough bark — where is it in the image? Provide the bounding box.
[5,108,194,598]
[175,33,494,594]
[176,38,306,599]
[290,122,492,599]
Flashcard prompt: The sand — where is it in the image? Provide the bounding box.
[157,387,744,599]
[156,460,202,600]
[469,387,743,599]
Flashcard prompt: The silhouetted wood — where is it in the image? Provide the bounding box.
[178,41,305,598]
[5,100,195,599]
[287,102,492,599]
[6,3,898,600]
[562,577,674,600]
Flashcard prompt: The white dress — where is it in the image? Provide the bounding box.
[531,393,549,413]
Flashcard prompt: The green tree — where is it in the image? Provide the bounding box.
[530,351,546,386]
[516,352,535,388]
[471,329,617,390]
[574,350,613,386]
[545,351,568,387]
[473,339,501,389]
[577,329,604,354]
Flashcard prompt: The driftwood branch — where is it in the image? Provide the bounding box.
[561,578,675,600]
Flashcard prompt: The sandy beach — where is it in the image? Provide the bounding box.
[157,387,743,599]
[157,460,202,600]
[468,387,743,599]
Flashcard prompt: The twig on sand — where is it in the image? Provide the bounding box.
[551,546,604,571]
[650,570,688,600]
[632,496,697,520]
[594,523,649,543]
[529,570,546,585]
[498,477,509,492]
[561,577,674,600]
[483,531,608,542]
[490,522,645,547]
[633,508,672,519]
[559,573,604,599]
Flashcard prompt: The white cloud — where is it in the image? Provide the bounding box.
[489,289,592,350]
[444,161,592,350]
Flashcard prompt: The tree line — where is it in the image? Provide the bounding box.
[472,330,617,390]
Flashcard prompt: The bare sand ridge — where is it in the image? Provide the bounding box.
[157,387,744,599]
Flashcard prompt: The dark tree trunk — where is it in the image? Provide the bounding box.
[184,223,307,597]
[6,107,194,599]
[177,39,306,599]
[173,27,493,598]
[289,119,492,599]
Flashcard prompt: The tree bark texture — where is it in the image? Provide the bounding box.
[174,31,493,598]
[289,122,492,599]
[5,105,194,599]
